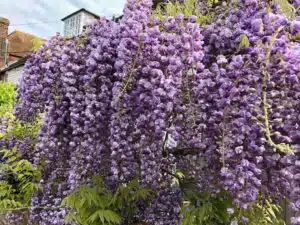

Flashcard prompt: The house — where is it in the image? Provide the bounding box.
[0,8,107,84]
[0,18,41,68]
[0,9,101,84]
[62,8,100,38]
[0,16,45,84]
[0,57,27,84]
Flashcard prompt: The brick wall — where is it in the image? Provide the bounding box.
[0,17,9,68]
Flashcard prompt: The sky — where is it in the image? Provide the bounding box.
[0,0,126,39]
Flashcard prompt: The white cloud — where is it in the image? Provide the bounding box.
[0,0,125,38]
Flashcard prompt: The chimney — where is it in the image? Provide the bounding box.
[0,17,9,68]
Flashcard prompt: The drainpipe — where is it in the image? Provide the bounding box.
[4,38,8,66]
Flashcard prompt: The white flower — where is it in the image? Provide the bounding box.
[230,220,238,225]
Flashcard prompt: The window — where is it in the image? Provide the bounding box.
[64,14,82,37]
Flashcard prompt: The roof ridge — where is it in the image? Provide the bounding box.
[8,29,45,40]
[61,8,100,21]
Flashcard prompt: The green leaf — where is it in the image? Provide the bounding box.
[273,0,296,20]
[154,0,212,25]
[87,209,121,225]
[239,34,250,50]
[32,37,45,52]
[62,176,154,225]
[176,171,185,179]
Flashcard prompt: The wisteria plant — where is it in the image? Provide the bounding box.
[5,0,300,224]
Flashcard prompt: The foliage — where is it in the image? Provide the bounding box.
[241,200,286,225]
[238,34,250,51]
[62,177,154,225]
[4,119,42,141]
[0,82,41,223]
[0,82,42,153]
[154,0,211,24]
[178,169,286,225]
[154,0,298,25]
[0,83,16,118]
[181,186,286,225]
[0,148,41,218]
[0,83,16,106]
[31,37,45,52]
[273,0,296,20]
[181,191,233,225]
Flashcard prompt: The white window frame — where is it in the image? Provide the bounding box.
[64,13,82,37]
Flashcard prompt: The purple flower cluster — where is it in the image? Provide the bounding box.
[14,0,300,224]
[178,1,300,222]
[110,0,153,184]
[144,187,182,225]
[0,117,8,134]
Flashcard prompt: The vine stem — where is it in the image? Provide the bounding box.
[115,39,143,104]
[261,26,293,154]
[185,67,196,127]
[221,105,229,167]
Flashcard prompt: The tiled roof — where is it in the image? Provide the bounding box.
[8,30,45,58]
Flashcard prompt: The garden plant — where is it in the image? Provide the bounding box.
[0,0,300,224]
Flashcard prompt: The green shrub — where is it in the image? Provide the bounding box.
[62,177,154,225]
[0,82,16,118]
